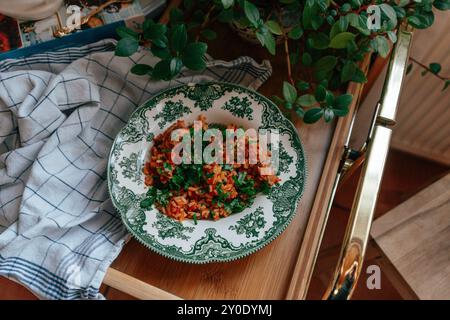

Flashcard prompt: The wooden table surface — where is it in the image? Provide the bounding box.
[104,23,368,300]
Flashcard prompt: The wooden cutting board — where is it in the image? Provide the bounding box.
[371,173,450,300]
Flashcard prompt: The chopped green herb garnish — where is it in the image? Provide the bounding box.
[142,120,280,222]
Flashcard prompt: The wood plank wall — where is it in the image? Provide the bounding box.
[350,10,450,165]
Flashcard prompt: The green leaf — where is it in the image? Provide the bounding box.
[116,26,138,39]
[314,55,337,73]
[170,57,183,76]
[264,33,276,55]
[325,90,334,106]
[151,59,172,80]
[443,80,450,91]
[256,31,276,55]
[201,29,217,40]
[347,12,370,35]
[387,31,397,43]
[171,24,188,52]
[310,32,330,49]
[115,37,139,57]
[338,16,349,32]
[311,15,324,30]
[302,52,312,66]
[346,39,358,54]
[379,3,398,26]
[317,0,329,12]
[335,94,353,109]
[407,16,422,28]
[341,60,356,83]
[330,16,350,39]
[169,7,184,25]
[152,36,168,49]
[352,67,368,83]
[303,108,324,124]
[131,64,152,76]
[271,95,284,106]
[182,42,208,70]
[143,21,167,41]
[288,25,304,39]
[407,12,434,29]
[282,81,297,104]
[434,0,450,10]
[315,85,327,101]
[244,0,260,27]
[296,81,310,91]
[341,3,351,12]
[329,32,356,49]
[323,108,334,123]
[429,63,442,75]
[295,107,305,118]
[151,46,171,60]
[329,21,343,39]
[333,107,349,117]
[265,20,283,35]
[221,0,234,9]
[393,6,406,19]
[297,94,317,107]
[372,36,390,58]
[406,63,413,75]
[340,60,367,83]
[302,1,314,29]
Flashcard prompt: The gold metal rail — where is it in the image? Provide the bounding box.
[323,25,413,300]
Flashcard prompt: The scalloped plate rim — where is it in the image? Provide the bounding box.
[107,81,308,264]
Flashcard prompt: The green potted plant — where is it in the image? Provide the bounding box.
[114,0,450,124]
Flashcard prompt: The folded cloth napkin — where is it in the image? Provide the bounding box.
[0,39,272,299]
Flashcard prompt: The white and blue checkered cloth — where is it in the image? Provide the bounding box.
[0,39,272,299]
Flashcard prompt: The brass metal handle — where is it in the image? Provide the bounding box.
[323,25,413,300]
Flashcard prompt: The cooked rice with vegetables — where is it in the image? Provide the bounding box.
[140,115,280,222]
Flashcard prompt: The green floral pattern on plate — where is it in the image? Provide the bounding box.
[222,96,253,120]
[154,100,191,128]
[183,83,224,111]
[229,207,266,238]
[277,144,294,174]
[118,152,142,184]
[152,213,195,240]
[107,82,307,263]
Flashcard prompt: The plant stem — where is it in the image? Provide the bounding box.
[283,37,295,86]
[409,56,450,82]
[195,4,216,42]
[272,3,295,85]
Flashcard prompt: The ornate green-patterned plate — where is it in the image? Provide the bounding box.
[108,82,306,263]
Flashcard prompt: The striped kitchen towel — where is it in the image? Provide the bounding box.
[0,39,272,299]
